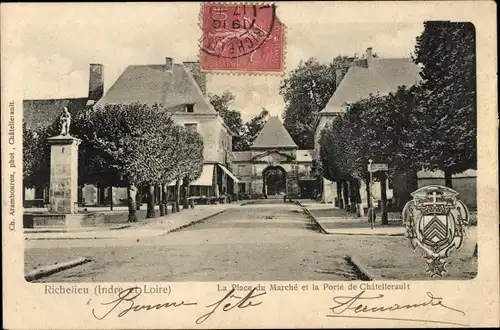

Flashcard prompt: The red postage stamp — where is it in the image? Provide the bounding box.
[199,3,285,73]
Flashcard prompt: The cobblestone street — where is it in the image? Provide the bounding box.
[25,200,477,282]
[25,201,353,281]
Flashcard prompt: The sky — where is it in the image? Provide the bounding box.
[7,3,424,120]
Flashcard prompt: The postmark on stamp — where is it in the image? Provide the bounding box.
[199,3,285,73]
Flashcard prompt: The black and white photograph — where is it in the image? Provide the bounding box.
[18,5,478,282]
[2,2,498,329]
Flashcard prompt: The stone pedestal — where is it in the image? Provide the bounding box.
[47,135,81,214]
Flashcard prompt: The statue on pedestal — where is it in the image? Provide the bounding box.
[60,107,71,136]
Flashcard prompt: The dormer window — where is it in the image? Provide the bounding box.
[186,104,194,113]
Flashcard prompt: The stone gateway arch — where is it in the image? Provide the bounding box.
[232,116,317,199]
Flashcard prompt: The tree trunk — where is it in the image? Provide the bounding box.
[355,179,364,217]
[109,186,114,211]
[380,172,388,225]
[336,181,343,208]
[98,185,105,206]
[127,183,138,222]
[182,178,189,209]
[164,184,169,215]
[175,180,181,212]
[342,180,349,210]
[444,170,453,188]
[136,186,141,211]
[146,185,155,218]
[349,179,357,214]
[159,185,165,216]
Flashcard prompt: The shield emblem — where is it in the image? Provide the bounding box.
[402,185,470,277]
[417,213,455,253]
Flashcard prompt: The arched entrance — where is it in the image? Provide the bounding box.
[262,166,287,197]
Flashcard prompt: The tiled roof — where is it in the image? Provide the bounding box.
[23,98,88,129]
[96,63,216,114]
[251,116,298,149]
[321,57,422,114]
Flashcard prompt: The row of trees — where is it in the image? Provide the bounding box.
[23,103,204,222]
[319,21,476,223]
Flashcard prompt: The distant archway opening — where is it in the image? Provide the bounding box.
[262,166,287,197]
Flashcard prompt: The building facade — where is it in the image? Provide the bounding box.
[24,58,240,207]
[93,57,239,202]
[313,47,477,208]
[233,116,317,199]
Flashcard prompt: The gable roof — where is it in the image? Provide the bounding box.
[23,98,88,129]
[321,57,422,114]
[251,116,298,149]
[96,63,216,114]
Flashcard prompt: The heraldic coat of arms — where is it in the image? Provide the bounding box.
[402,185,470,277]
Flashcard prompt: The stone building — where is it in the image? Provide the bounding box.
[313,47,477,208]
[233,116,317,199]
[95,58,239,202]
[23,58,240,207]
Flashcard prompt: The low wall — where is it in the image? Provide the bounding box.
[24,205,174,228]
[24,213,104,228]
[417,177,476,208]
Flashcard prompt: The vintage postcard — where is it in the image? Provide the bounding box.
[2,1,498,328]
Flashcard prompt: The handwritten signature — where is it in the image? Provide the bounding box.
[196,288,266,324]
[91,286,266,324]
[327,290,466,326]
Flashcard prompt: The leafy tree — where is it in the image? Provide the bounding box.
[343,87,419,222]
[412,21,477,187]
[208,90,235,115]
[209,90,280,151]
[75,103,185,221]
[244,108,269,148]
[280,56,356,149]
[208,91,246,150]
[320,86,420,221]
[23,123,48,190]
[343,87,420,176]
[208,91,272,151]
[319,119,349,208]
[178,127,204,210]
[22,120,61,201]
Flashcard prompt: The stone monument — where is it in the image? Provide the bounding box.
[47,108,82,226]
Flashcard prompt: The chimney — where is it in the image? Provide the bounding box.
[87,63,104,105]
[335,68,344,88]
[165,57,173,71]
[183,61,207,95]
